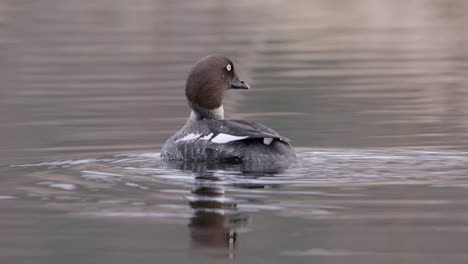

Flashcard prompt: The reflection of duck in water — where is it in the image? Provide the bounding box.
[188,184,248,255]
[161,54,295,170]
[180,160,282,257]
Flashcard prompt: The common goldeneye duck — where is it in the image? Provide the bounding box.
[161,54,295,166]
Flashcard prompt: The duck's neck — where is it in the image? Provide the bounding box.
[188,104,224,122]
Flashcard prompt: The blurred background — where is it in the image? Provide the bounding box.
[2,0,468,263]
[1,0,468,165]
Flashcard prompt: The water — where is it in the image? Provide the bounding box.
[2,0,468,263]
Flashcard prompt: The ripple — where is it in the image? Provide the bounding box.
[281,248,376,257]
[49,183,76,191]
[10,148,468,187]
[0,196,16,200]
[72,212,192,219]
[10,159,112,168]
[80,170,124,182]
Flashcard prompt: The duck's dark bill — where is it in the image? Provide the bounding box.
[230,75,250,89]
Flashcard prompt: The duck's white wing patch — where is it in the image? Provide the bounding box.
[263,137,273,145]
[200,133,214,140]
[211,133,249,144]
[175,133,201,143]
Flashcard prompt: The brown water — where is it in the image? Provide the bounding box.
[2,0,468,263]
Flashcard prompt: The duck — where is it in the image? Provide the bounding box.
[160,54,295,168]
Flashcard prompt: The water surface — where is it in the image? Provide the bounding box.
[1,0,468,263]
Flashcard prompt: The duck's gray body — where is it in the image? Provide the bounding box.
[161,119,295,164]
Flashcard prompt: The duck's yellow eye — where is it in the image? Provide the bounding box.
[226,64,232,72]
